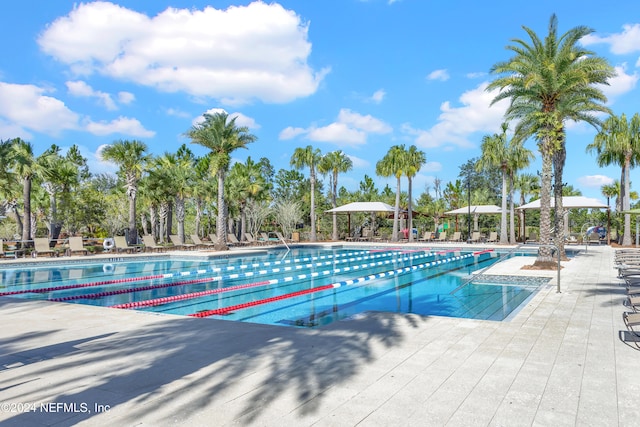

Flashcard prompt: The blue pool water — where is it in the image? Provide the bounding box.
[0,246,547,328]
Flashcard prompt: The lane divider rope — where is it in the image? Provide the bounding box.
[189,252,485,318]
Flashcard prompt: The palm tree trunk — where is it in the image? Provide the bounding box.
[623,159,632,245]
[393,176,401,241]
[553,146,567,259]
[536,147,553,264]
[22,177,31,243]
[159,201,169,243]
[195,198,203,237]
[127,190,137,245]
[332,171,338,241]
[509,175,516,244]
[500,168,508,243]
[310,167,317,242]
[216,170,228,250]
[408,177,414,242]
[176,196,185,242]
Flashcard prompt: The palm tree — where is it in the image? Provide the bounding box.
[515,173,540,240]
[290,145,322,242]
[101,140,149,244]
[10,138,44,243]
[507,140,535,244]
[476,123,509,243]
[319,150,353,240]
[587,113,640,246]
[376,145,406,241]
[228,156,268,240]
[405,145,426,242]
[488,14,614,264]
[186,112,257,250]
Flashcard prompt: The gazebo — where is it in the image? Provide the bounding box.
[325,202,397,239]
[516,196,610,242]
[444,205,502,233]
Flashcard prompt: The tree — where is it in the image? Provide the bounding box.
[515,173,540,240]
[186,112,257,250]
[476,123,510,243]
[101,140,149,244]
[506,140,535,243]
[376,145,408,242]
[587,113,640,246]
[290,145,322,242]
[405,145,426,242]
[319,150,353,240]
[228,156,268,240]
[488,14,614,264]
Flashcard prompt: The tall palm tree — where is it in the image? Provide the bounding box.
[507,140,535,244]
[515,173,540,240]
[405,145,426,242]
[186,112,257,250]
[319,150,353,240]
[291,145,322,242]
[476,123,509,243]
[587,113,640,246]
[488,14,614,264]
[376,145,407,241]
[10,138,46,243]
[101,139,149,244]
[228,156,268,240]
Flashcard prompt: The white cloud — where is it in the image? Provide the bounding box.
[86,116,155,137]
[66,80,117,110]
[582,24,640,55]
[279,126,307,140]
[369,89,386,104]
[577,175,614,188]
[599,64,638,101]
[0,81,79,136]
[193,108,260,129]
[279,108,392,146]
[38,2,329,105]
[426,69,450,81]
[165,108,191,118]
[347,154,369,169]
[402,82,508,149]
[422,161,442,172]
[466,72,486,79]
[118,91,135,104]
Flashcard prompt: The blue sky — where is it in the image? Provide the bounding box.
[1,1,639,204]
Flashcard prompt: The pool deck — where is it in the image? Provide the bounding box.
[1,243,639,426]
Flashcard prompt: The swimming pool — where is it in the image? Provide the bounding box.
[0,246,547,328]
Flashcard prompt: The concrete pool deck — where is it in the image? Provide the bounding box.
[1,244,639,426]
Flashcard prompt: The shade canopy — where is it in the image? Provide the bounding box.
[517,196,609,210]
[325,201,396,213]
[444,205,502,215]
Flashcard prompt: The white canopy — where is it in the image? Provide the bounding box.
[326,201,396,213]
[517,196,609,210]
[444,205,502,215]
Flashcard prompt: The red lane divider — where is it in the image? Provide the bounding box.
[472,249,494,255]
[110,280,273,309]
[50,276,214,302]
[0,274,165,297]
[189,284,336,318]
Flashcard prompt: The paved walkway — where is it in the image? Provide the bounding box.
[0,245,638,426]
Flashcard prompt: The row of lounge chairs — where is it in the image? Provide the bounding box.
[416,231,498,243]
[614,248,640,348]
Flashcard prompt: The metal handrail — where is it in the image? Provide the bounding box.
[538,243,561,293]
[452,245,523,294]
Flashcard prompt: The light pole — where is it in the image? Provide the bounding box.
[607,196,611,245]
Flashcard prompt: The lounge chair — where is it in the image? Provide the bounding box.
[448,231,462,242]
[208,234,221,246]
[275,231,293,243]
[227,233,243,246]
[34,237,57,257]
[244,232,264,246]
[170,234,196,250]
[525,231,538,244]
[486,231,498,243]
[470,231,481,243]
[434,231,446,243]
[68,236,89,256]
[114,235,138,253]
[191,234,215,248]
[1,239,23,259]
[587,232,602,245]
[142,235,166,253]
